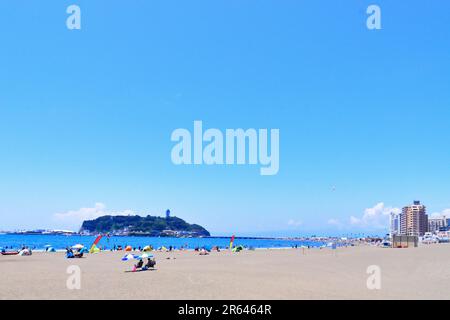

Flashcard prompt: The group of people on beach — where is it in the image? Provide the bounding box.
[133,257,156,272]
[65,247,84,259]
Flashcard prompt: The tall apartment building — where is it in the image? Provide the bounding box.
[399,201,428,236]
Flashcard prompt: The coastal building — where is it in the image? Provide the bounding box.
[390,212,401,237]
[399,201,428,236]
[428,216,447,234]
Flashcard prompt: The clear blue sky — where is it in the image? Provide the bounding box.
[0,1,449,236]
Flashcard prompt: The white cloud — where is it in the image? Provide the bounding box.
[430,209,450,218]
[288,219,302,227]
[349,202,400,229]
[327,202,401,231]
[53,203,134,230]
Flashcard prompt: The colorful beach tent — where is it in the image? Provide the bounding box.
[125,246,132,252]
[89,235,103,254]
[143,245,153,252]
[91,246,100,253]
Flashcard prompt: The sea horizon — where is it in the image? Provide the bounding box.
[0,233,336,251]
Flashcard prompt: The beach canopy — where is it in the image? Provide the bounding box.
[121,254,138,261]
[143,245,152,252]
[90,247,100,254]
[79,247,89,254]
[72,244,84,249]
[138,253,154,259]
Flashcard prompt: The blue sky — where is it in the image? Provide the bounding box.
[0,1,449,236]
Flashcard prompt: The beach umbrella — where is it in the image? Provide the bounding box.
[18,249,31,256]
[72,244,84,249]
[143,245,152,252]
[121,254,137,261]
[138,253,154,259]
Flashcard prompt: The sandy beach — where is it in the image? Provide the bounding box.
[1,244,450,300]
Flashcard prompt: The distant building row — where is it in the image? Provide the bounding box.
[390,201,449,237]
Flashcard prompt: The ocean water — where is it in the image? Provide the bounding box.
[0,234,325,250]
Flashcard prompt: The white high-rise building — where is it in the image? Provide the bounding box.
[390,212,400,237]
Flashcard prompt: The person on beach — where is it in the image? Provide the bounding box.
[144,258,156,269]
[133,259,143,272]
[66,248,74,259]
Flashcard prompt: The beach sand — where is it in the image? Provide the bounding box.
[1,244,450,299]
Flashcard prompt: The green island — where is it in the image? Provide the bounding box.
[80,215,210,237]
